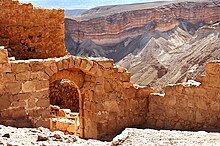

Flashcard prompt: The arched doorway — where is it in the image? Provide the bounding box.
[50,79,79,112]
[49,69,85,136]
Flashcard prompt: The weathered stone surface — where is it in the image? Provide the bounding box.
[5,82,21,94]
[22,81,36,93]
[147,61,220,131]
[0,47,8,64]
[0,1,66,60]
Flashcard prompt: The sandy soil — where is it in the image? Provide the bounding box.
[1,125,220,146]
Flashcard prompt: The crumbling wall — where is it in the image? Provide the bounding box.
[0,0,66,59]
[0,47,154,141]
[147,61,220,131]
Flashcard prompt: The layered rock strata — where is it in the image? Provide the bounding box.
[65,0,220,45]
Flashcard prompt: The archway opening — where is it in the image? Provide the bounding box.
[49,78,80,136]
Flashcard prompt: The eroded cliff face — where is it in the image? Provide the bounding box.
[65,0,220,46]
[65,0,220,90]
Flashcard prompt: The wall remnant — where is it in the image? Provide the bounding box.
[0,0,67,59]
[0,47,154,140]
[146,60,220,131]
[1,0,220,142]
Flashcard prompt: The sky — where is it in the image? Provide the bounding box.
[19,0,172,9]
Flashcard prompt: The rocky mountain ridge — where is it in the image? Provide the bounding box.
[65,0,220,89]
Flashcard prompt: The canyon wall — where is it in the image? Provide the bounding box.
[0,0,66,59]
[147,60,220,131]
[65,0,220,45]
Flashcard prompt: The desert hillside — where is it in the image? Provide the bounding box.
[65,0,220,90]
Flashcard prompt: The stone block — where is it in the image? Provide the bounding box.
[0,47,8,64]
[57,60,64,71]
[57,110,66,117]
[30,61,45,72]
[120,73,131,82]
[5,82,21,94]
[62,58,69,69]
[16,71,30,81]
[35,80,49,91]
[0,83,4,94]
[67,125,77,133]
[11,62,30,73]
[22,81,36,92]
[0,63,11,73]
[12,107,27,119]
[97,60,114,68]
[4,73,15,82]
[69,57,75,68]
[56,120,70,131]
[36,98,50,108]
[30,71,49,80]
[35,119,50,128]
[0,94,11,110]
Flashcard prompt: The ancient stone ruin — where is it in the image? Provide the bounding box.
[0,0,220,141]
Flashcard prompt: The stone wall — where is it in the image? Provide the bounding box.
[146,60,220,131]
[0,0,66,59]
[0,47,154,141]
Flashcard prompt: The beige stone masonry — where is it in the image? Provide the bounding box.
[147,60,220,131]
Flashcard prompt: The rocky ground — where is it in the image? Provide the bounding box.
[1,125,220,146]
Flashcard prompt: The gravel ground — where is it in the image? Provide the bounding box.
[1,125,220,146]
[112,128,220,146]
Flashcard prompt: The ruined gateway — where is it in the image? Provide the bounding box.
[0,0,220,141]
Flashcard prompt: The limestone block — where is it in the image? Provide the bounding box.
[28,97,37,108]
[30,61,45,72]
[117,67,126,73]
[11,62,30,73]
[57,110,66,117]
[35,119,50,128]
[5,81,21,94]
[4,73,15,82]
[75,58,82,68]
[11,107,27,119]
[120,73,131,82]
[0,63,11,73]
[22,81,36,93]
[36,98,50,108]
[44,62,57,77]
[80,59,87,69]
[0,83,4,94]
[69,57,75,68]
[57,60,64,71]
[0,94,11,110]
[67,125,77,133]
[30,71,49,80]
[90,62,98,75]
[35,80,49,91]
[62,59,69,69]
[16,71,30,81]
[0,47,8,64]
[56,120,70,131]
[97,60,114,68]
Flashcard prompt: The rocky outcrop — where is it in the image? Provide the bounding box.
[65,0,220,45]
[118,23,220,90]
